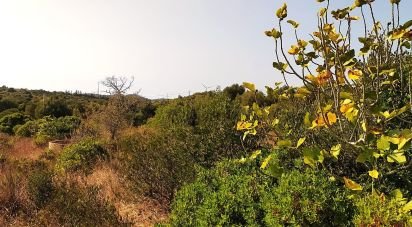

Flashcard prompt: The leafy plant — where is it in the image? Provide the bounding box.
[55,139,107,172]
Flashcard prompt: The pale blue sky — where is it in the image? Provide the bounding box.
[0,0,410,98]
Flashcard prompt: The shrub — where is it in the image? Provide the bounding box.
[262,169,354,226]
[44,182,122,226]
[27,168,54,208]
[55,139,107,172]
[170,158,355,226]
[120,128,196,203]
[353,191,412,226]
[0,113,30,134]
[15,120,38,137]
[170,159,271,226]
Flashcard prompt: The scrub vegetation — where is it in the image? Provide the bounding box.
[1,0,412,226]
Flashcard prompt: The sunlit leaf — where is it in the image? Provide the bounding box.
[377,136,390,151]
[331,144,341,159]
[402,201,412,213]
[368,169,379,179]
[344,177,363,191]
[276,3,288,20]
[260,154,273,169]
[296,137,306,148]
[242,82,256,91]
[287,20,299,28]
[348,69,363,80]
[288,45,300,55]
[250,150,262,159]
[387,151,407,164]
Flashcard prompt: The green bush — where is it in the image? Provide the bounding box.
[170,159,271,226]
[55,139,107,172]
[28,168,54,208]
[120,128,196,203]
[170,158,354,226]
[44,182,122,226]
[15,120,38,137]
[262,169,354,226]
[353,191,412,226]
[0,112,31,134]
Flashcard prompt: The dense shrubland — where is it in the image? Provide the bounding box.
[1,0,412,226]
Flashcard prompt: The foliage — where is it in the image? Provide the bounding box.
[44,182,122,226]
[353,191,412,226]
[120,127,196,203]
[55,139,107,172]
[27,166,54,208]
[35,98,72,118]
[238,0,412,198]
[149,92,251,167]
[263,169,353,226]
[0,112,30,134]
[170,155,354,226]
[15,116,80,142]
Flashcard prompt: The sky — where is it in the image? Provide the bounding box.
[0,0,411,99]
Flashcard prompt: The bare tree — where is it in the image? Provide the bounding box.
[101,76,134,95]
[99,76,140,140]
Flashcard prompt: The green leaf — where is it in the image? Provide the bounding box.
[330,144,341,159]
[304,112,311,127]
[401,20,412,29]
[356,150,374,163]
[296,137,306,148]
[277,139,292,148]
[273,62,288,72]
[303,147,323,168]
[377,136,390,151]
[387,151,407,164]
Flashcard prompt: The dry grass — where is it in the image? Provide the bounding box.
[8,137,44,160]
[83,163,169,226]
[0,166,33,225]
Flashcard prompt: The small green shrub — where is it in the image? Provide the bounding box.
[55,139,107,172]
[0,112,31,134]
[15,120,38,137]
[28,168,54,208]
[120,128,196,203]
[45,182,122,226]
[170,159,271,226]
[353,191,412,226]
[170,157,355,226]
[262,169,354,226]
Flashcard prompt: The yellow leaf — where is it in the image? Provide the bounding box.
[297,39,308,48]
[368,170,379,179]
[327,112,337,125]
[296,137,306,148]
[242,82,256,91]
[276,3,288,20]
[348,69,363,80]
[260,155,272,169]
[402,201,412,213]
[288,45,300,55]
[331,144,341,159]
[344,177,363,191]
[361,121,367,132]
[250,150,262,159]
